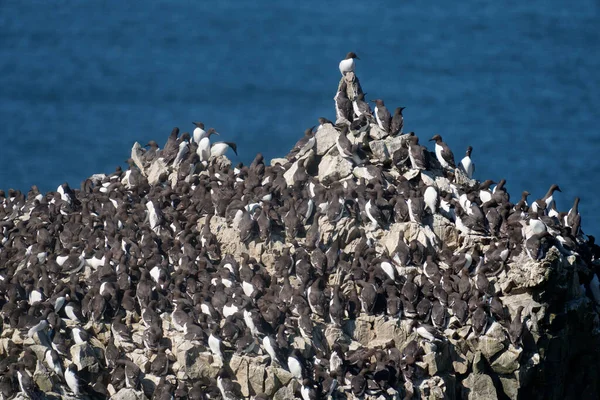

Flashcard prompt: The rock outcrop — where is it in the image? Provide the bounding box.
[1,82,600,400]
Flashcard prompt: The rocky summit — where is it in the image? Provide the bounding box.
[1,66,600,400]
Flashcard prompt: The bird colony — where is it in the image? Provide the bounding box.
[1,52,600,400]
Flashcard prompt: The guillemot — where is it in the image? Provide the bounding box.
[390,106,406,136]
[372,99,391,133]
[339,52,360,76]
[429,134,455,169]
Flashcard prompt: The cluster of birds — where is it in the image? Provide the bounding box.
[0,51,599,400]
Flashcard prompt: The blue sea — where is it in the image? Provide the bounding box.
[1,1,598,233]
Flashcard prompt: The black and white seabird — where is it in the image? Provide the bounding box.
[65,364,80,395]
[352,92,372,118]
[390,107,406,136]
[372,99,391,133]
[211,141,238,159]
[192,121,206,143]
[334,82,353,122]
[566,197,581,236]
[287,127,316,160]
[339,52,360,76]
[429,134,455,169]
[459,146,474,179]
[532,184,561,214]
[407,135,428,170]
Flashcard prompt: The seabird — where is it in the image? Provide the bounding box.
[407,135,428,170]
[334,82,353,122]
[197,128,219,162]
[459,146,474,179]
[288,127,316,160]
[211,141,238,159]
[339,52,360,76]
[390,106,406,136]
[65,364,80,395]
[566,197,581,236]
[532,184,561,214]
[372,99,391,133]
[352,92,372,118]
[287,349,305,380]
[429,134,455,169]
[192,121,206,143]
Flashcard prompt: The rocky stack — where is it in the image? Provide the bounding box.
[1,58,600,400]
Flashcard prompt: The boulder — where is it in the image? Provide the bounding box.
[368,124,388,140]
[230,354,250,397]
[176,342,219,380]
[498,374,520,400]
[130,142,147,176]
[418,375,447,400]
[112,388,148,400]
[490,344,522,374]
[146,158,169,185]
[314,124,338,155]
[462,372,498,400]
[317,154,353,184]
[33,361,53,393]
[477,322,506,360]
[70,342,98,371]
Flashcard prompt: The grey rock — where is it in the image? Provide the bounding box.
[265,367,282,396]
[353,166,378,181]
[317,154,353,184]
[70,342,98,371]
[498,374,520,400]
[472,351,485,374]
[418,375,447,400]
[270,157,288,166]
[33,361,53,393]
[131,142,147,176]
[248,358,268,395]
[314,124,339,156]
[146,158,169,185]
[230,354,250,397]
[503,249,558,292]
[283,149,315,186]
[112,388,148,400]
[430,214,460,249]
[368,139,390,162]
[490,344,522,374]
[368,135,406,162]
[176,342,219,380]
[368,124,388,140]
[272,367,294,387]
[477,322,506,360]
[273,380,299,400]
[462,372,498,400]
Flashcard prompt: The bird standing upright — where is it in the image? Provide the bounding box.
[429,134,455,169]
[390,107,405,136]
[339,52,360,76]
[192,122,206,143]
[459,146,474,178]
[372,99,391,133]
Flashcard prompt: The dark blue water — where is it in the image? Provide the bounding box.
[1,1,599,233]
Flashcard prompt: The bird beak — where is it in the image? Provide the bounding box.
[428,138,434,142]
[356,56,360,60]
[214,131,220,136]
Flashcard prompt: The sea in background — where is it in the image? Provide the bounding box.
[1,1,598,234]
